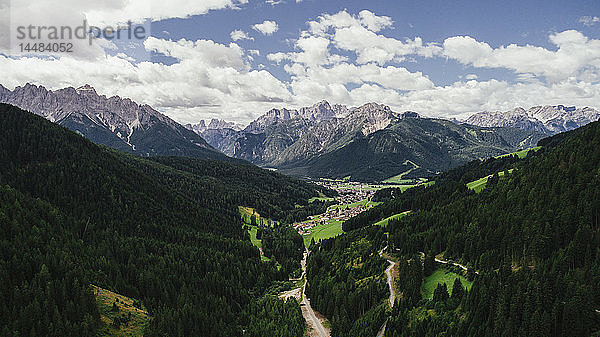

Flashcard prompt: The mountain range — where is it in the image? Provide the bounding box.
[465,105,600,134]
[190,101,549,181]
[0,83,231,161]
[3,83,598,182]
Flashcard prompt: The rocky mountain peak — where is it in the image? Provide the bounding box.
[350,102,394,119]
[400,111,420,118]
[206,118,244,131]
[299,100,337,121]
[347,103,396,136]
[313,100,330,108]
[466,105,600,134]
[185,121,207,134]
[357,102,391,112]
[0,83,219,157]
[76,84,97,95]
[507,107,527,115]
[0,84,9,98]
[15,83,46,96]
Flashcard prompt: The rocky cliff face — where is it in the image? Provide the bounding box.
[271,102,399,166]
[183,100,352,164]
[275,115,546,182]
[466,105,600,134]
[191,101,406,166]
[186,119,244,134]
[0,83,228,160]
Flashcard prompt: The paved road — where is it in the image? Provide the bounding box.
[300,249,330,337]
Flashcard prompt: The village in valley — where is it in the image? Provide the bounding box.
[292,181,380,236]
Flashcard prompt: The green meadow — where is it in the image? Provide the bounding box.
[329,198,381,210]
[496,146,541,159]
[466,169,513,193]
[421,268,473,300]
[94,285,151,337]
[374,211,411,227]
[301,219,344,248]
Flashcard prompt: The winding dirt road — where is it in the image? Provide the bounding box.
[384,259,396,307]
[379,247,397,307]
[376,247,397,337]
[434,257,479,275]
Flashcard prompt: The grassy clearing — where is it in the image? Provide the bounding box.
[385,178,415,184]
[302,219,343,247]
[382,175,413,184]
[93,285,150,337]
[244,226,272,261]
[247,225,262,248]
[240,207,274,262]
[239,206,279,227]
[309,191,336,203]
[260,254,272,262]
[405,180,435,192]
[381,179,435,194]
[421,269,473,300]
[382,160,420,183]
[496,146,541,159]
[374,211,410,227]
[466,176,489,193]
[466,169,513,193]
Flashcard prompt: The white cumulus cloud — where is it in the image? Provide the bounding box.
[2,8,600,125]
[443,30,600,83]
[252,20,279,35]
[230,29,253,41]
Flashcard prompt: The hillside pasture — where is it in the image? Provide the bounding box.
[421,269,473,300]
[94,285,151,337]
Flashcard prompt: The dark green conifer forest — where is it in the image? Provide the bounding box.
[2,98,600,337]
[0,104,314,336]
[306,227,389,337]
[339,118,600,337]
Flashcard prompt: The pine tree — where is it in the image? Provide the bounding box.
[451,278,464,302]
[423,253,436,276]
[433,283,449,302]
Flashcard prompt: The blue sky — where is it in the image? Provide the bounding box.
[152,0,600,85]
[2,0,600,124]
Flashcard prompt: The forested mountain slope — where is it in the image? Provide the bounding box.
[279,116,543,181]
[0,103,325,336]
[340,118,600,336]
[306,227,389,337]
